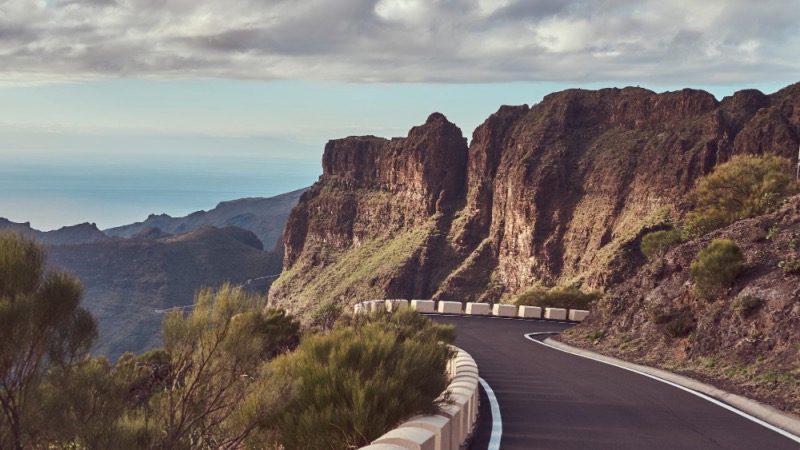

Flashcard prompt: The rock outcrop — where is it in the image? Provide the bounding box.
[271,83,800,313]
[560,194,800,415]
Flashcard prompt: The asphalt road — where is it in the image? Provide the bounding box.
[430,314,800,450]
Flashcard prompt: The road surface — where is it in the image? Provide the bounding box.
[430,314,800,450]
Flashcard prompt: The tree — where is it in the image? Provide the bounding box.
[125,284,299,449]
[0,232,98,450]
[685,154,796,236]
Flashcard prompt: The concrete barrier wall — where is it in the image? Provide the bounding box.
[569,309,589,321]
[492,304,517,317]
[386,299,409,312]
[519,305,542,318]
[355,299,589,322]
[361,346,479,450]
[545,307,567,320]
[465,303,490,315]
[438,301,463,314]
[411,300,436,313]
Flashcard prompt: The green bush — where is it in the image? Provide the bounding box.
[732,294,763,319]
[779,258,800,275]
[274,309,455,449]
[690,239,744,300]
[640,229,683,259]
[310,302,342,331]
[664,306,696,338]
[684,154,796,236]
[514,285,601,310]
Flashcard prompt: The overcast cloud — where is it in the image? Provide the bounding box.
[1,0,799,85]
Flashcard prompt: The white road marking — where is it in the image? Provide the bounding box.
[479,377,502,450]
[524,333,800,445]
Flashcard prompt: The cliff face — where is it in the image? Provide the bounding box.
[271,113,469,312]
[560,195,800,415]
[270,84,800,313]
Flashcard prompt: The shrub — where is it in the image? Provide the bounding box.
[690,239,744,300]
[766,226,780,240]
[310,302,342,331]
[514,285,602,310]
[125,285,300,449]
[684,154,796,236]
[664,307,696,338]
[274,310,455,449]
[779,258,800,275]
[732,294,763,319]
[640,229,683,259]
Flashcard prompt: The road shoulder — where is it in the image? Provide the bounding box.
[543,337,800,440]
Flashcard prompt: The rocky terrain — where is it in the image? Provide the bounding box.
[47,226,282,359]
[1,190,305,359]
[105,187,306,249]
[270,83,800,314]
[560,195,800,415]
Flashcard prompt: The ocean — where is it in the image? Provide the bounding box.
[0,158,320,231]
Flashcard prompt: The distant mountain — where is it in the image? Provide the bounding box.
[47,225,282,360]
[1,190,304,359]
[105,188,307,250]
[0,218,112,245]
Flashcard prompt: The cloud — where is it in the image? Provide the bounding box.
[1,0,798,85]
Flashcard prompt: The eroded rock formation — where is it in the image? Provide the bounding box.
[270,83,800,313]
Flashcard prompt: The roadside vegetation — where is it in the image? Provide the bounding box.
[689,239,745,300]
[640,153,798,259]
[513,284,602,311]
[564,153,800,415]
[0,231,455,450]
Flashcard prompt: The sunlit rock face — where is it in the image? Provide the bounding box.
[271,83,800,313]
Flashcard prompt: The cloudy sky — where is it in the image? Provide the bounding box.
[2,0,799,229]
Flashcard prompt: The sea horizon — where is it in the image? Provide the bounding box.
[0,157,319,232]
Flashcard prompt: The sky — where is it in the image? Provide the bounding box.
[1,0,799,230]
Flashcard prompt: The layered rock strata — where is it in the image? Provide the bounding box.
[270,84,800,313]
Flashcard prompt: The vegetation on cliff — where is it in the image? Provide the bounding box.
[684,154,797,236]
[272,83,800,314]
[0,233,455,449]
[562,156,800,414]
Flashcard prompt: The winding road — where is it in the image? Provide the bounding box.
[430,314,800,450]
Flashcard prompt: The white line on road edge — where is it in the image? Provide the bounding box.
[479,377,502,450]
[524,333,800,444]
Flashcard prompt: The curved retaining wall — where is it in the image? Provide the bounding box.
[359,346,480,450]
[355,299,589,322]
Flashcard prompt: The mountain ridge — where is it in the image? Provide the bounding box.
[270,83,800,314]
[105,187,307,249]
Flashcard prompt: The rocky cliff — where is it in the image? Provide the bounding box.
[560,195,800,415]
[270,83,800,314]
